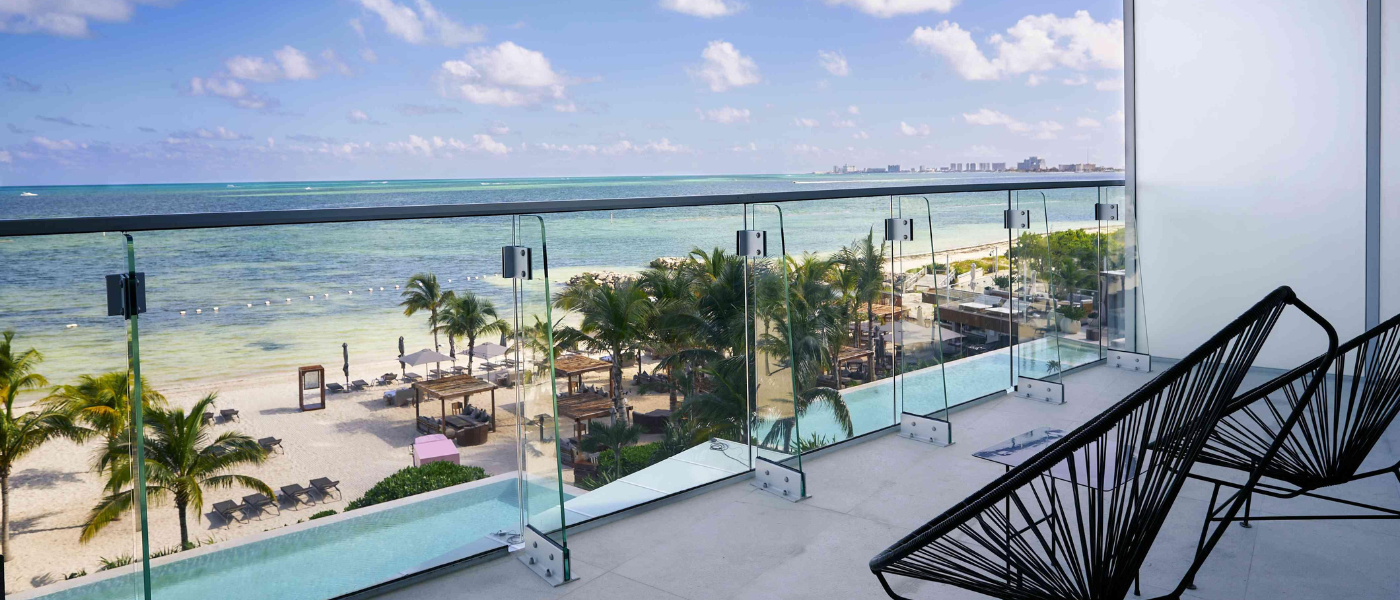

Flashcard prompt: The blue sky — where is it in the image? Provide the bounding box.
[0,0,1124,185]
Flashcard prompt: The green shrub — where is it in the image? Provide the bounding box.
[597,442,660,477]
[97,554,135,571]
[64,569,87,580]
[309,509,338,520]
[1055,305,1087,321]
[345,462,488,511]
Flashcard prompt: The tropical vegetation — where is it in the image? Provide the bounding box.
[345,462,488,511]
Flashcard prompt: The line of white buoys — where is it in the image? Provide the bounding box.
[309,295,314,300]
[379,287,384,291]
[265,300,271,305]
[179,310,186,316]
[214,307,219,311]
[196,309,202,314]
[348,290,353,295]
[286,298,291,303]
[324,293,329,298]
[66,323,77,328]
[247,303,253,307]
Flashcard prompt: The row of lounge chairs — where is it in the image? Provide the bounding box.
[201,408,241,425]
[212,477,341,525]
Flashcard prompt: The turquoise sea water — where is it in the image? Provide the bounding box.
[0,173,1114,394]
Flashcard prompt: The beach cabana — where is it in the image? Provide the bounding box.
[869,303,910,323]
[412,374,499,435]
[835,346,875,383]
[554,354,614,396]
[556,390,616,439]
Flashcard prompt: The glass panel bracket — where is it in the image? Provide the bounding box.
[736,229,768,257]
[752,456,806,502]
[884,218,913,242]
[514,524,571,587]
[898,413,953,447]
[502,245,533,279]
[1013,376,1065,405]
[1107,350,1153,372]
[1004,209,1031,230]
[1095,203,1120,221]
[105,272,146,318]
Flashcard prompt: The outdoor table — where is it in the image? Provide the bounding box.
[444,414,474,431]
[413,434,459,467]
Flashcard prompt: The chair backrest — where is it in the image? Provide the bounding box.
[870,286,1337,599]
[1202,310,1400,488]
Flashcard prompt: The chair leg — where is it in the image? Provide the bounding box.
[1240,490,1252,528]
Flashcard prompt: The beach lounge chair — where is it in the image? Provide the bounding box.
[450,366,467,374]
[310,477,340,499]
[212,500,243,526]
[258,437,283,454]
[326,382,346,393]
[242,493,277,518]
[220,408,239,422]
[279,484,314,509]
[402,372,422,382]
[350,379,369,391]
[378,373,398,385]
[869,287,1338,600]
[202,411,214,425]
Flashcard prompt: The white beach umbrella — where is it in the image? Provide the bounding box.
[399,348,454,380]
[469,342,508,360]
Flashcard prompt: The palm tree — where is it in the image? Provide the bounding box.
[0,331,81,561]
[436,291,511,373]
[555,280,653,415]
[399,273,453,354]
[640,266,698,412]
[677,357,751,443]
[836,230,886,352]
[84,394,271,549]
[507,315,565,378]
[46,371,166,464]
[578,419,643,480]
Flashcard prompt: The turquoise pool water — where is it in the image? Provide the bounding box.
[778,338,1104,445]
[32,479,569,600]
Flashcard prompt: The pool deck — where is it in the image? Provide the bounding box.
[375,362,1400,600]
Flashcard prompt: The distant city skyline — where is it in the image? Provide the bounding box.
[0,0,1125,186]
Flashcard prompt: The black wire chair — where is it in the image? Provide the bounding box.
[869,287,1337,600]
[1165,310,1400,597]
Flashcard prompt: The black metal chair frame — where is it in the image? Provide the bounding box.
[1165,310,1400,598]
[869,287,1338,600]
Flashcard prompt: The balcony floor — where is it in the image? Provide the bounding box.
[377,363,1400,600]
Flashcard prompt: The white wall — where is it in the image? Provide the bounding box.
[1135,0,1370,368]
[1384,0,1400,318]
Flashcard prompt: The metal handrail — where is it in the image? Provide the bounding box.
[0,178,1124,237]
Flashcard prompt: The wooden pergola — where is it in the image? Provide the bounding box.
[413,374,499,434]
[836,346,875,383]
[556,390,615,439]
[554,354,615,396]
[869,304,910,323]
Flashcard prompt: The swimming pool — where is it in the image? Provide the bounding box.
[24,474,571,600]
[767,338,1104,446]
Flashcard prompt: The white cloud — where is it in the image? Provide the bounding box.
[348,110,384,124]
[0,0,177,38]
[852,130,870,140]
[355,0,483,47]
[731,142,757,152]
[794,117,819,128]
[438,41,575,109]
[225,46,317,82]
[821,0,959,18]
[276,46,316,80]
[31,136,77,150]
[962,108,1063,139]
[169,126,251,141]
[225,56,281,83]
[660,0,744,18]
[817,50,849,77]
[1076,116,1102,129]
[830,118,855,128]
[189,77,276,110]
[790,143,824,155]
[1095,76,1124,91]
[1062,73,1088,86]
[1026,73,1044,86]
[601,138,691,155]
[322,49,353,76]
[690,40,760,92]
[488,121,510,135]
[0,150,10,163]
[360,48,379,63]
[349,18,365,39]
[847,105,860,115]
[698,106,751,124]
[1106,109,1124,124]
[899,121,931,137]
[909,12,1123,81]
[470,133,509,154]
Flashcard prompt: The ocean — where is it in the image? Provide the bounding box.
[0,172,1117,396]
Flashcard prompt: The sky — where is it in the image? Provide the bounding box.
[0,0,1125,185]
